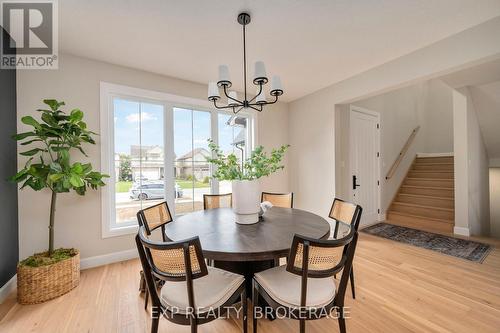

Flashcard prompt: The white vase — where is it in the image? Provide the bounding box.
[232,179,260,224]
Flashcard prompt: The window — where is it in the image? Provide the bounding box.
[100,83,254,237]
[113,98,165,227]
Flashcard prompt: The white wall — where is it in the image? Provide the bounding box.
[453,90,469,234]
[453,87,490,236]
[489,168,500,239]
[288,17,500,217]
[16,53,289,260]
[420,80,454,153]
[338,84,424,214]
[335,80,454,216]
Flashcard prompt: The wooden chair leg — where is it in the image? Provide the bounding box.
[151,317,159,333]
[300,319,305,333]
[350,268,356,299]
[242,288,248,333]
[139,270,146,291]
[190,322,197,333]
[252,280,259,333]
[338,307,346,333]
[144,289,149,310]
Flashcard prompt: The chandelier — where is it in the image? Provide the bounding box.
[208,13,284,114]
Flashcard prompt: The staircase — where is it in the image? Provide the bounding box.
[387,156,454,234]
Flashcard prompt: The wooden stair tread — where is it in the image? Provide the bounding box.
[409,170,454,173]
[387,211,454,224]
[392,201,454,212]
[406,177,453,181]
[398,193,454,201]
[414,162,454,165]
[401,185,454,190]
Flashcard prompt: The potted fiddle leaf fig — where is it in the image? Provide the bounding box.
[207,139,289,224]
[11,99,108,304]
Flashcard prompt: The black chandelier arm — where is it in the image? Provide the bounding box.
[248,82,263,104]
[212,99,241,110]
[247,104,262,112]
[233,106,245,114]
[248,94,279,108]
[222,84,245,105]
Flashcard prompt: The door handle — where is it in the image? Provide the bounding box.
[352,175,361,190]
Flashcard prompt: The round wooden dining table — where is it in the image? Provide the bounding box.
[165,207,331,293]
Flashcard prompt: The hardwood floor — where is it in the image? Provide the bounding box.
[1,232,499,333]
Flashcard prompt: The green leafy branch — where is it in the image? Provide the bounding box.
[206,139,289,181]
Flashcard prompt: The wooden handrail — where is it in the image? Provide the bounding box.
[386,126,420,180]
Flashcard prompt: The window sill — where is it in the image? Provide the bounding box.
[102,224,138,239]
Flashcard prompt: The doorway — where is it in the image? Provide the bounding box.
[349,106,381,225]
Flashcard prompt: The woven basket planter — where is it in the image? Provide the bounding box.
[17,251,80,304]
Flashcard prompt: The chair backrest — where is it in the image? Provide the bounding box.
[329,198,362,238]
[286,230,358,308]
[137,227,208,281]
[203,193,232,210]
[137,201,173,241]
[261,192,294,208]
[135,227,208,312]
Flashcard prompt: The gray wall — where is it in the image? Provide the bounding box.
[0,28,19,288]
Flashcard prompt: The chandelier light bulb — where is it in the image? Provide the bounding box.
[253,61,268,84]
[270,76,283,96]
[208,82,220,100]
[256,88,266,104]
[218,65,231,86]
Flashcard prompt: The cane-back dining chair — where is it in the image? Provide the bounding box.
[137,202,174,309]
[136,227,247,333]
[252,229,359,333]
[261,192,294,208]
[203,193,232,210]
[328,198,362,299]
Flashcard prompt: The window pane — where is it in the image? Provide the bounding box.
[114,99,164,225]
[173,108,212,215]
[137,102,165,211]
[114,99,140,225]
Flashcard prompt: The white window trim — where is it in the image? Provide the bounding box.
[100,82,256,238]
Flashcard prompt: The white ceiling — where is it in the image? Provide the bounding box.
[59,0,500,102]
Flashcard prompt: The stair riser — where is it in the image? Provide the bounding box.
[416,157,454,164]
[386,212,454,233]
[400,187,454,198]
[391,203,454,220]
[405,179,454,187]
[412,164,454,171]
[408,171,454,179]
[396,195,454,209]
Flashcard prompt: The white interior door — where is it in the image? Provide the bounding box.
[350,107,380,226]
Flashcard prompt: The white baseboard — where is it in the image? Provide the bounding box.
[0,274,17,304]
[80,248,138,270]
[417,152,454,157]
[453,226,470,237]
